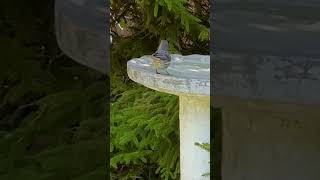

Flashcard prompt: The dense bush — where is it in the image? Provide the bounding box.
[0,1,107,179]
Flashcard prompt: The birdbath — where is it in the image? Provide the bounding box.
[55,0,108,74]
[127,54,210,179]
[214,1,320,179]
[213,54,320,180]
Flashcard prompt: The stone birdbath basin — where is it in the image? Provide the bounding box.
[127,54,210,179]
[55,0,108,74]
[214,1,320,179]
[213,53,320,180]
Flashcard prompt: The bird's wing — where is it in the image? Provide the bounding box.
[153,50,170,61]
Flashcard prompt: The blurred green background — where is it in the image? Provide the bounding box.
[0,0,107,179]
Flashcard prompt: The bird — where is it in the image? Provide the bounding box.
[150,40,171,74]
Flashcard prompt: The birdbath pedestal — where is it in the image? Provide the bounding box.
[213,53,320,180]
[127,54,210,180]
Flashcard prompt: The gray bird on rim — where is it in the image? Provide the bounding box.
[150,40,171,74]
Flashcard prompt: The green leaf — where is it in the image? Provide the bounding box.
[154,2,159,17]
[164,0,172,11]
[119,18,126,28]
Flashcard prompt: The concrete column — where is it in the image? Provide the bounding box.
[179,96,210,180]
[221,102,320,180]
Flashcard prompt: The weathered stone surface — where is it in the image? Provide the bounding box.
[127,54,210,97]
[180,96,210,180]
[218,96,320,180]
[55,0,108,74]
[212,0,320,105]
[212,53,320,105]
[212,1,320,180]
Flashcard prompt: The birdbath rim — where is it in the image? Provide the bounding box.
[127,54,210,97]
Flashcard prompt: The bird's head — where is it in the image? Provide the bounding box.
[157,40,169,52]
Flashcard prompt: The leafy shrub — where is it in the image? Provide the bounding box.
[0,1,108,179]
[111,86,179,179]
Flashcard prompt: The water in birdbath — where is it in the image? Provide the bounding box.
[130,54,210,80]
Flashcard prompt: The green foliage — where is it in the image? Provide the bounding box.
[0,48,108,179]
[0,54,107,180]
[110,86,180,179]
[195,142,210,152]
[111,0,209,54]
[195,142,210,177]
[0,1,108,179]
